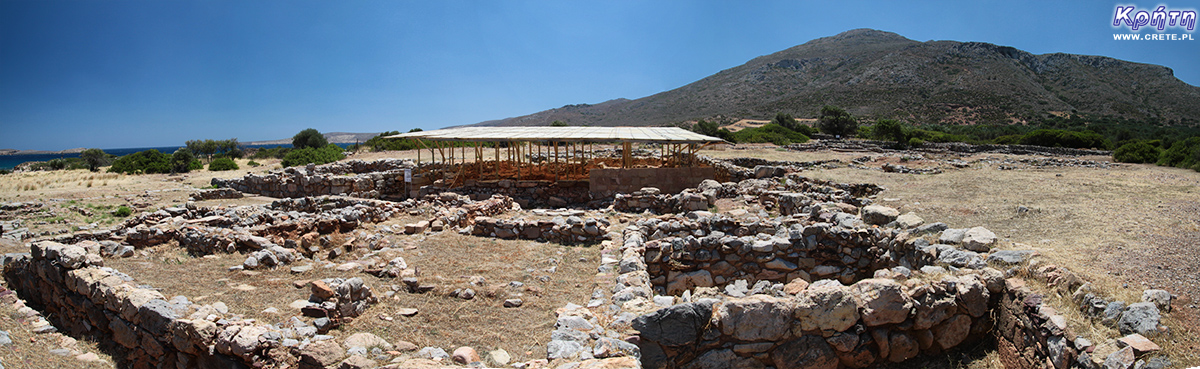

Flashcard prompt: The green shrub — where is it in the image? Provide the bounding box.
[908,137,924,147]
[208,157,239,171]
[247,160,260,167]
[1156,137,1200,169]
[1112,142,1160,163]
[1019,129,1109,149]
[731,124,809,145]
[113,206,132,217]
[281,144,345,167]
[251,147,291,159]
[109,149,171,174]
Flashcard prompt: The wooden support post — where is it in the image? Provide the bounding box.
[622,142,632,168]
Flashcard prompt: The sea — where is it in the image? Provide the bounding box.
[0,143,355,171]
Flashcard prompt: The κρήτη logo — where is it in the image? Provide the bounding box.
[1113,5,1196,31]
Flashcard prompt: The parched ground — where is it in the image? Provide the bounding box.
[1,148,1198,367]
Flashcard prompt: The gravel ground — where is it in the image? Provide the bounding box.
[1100,200,1200,365]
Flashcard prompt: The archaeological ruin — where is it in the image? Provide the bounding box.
[0,130,1178,369]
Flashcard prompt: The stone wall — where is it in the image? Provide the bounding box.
[470,216,611,244]
[189,188,244,201]
[420,179,594,209]
[213,159,415,199]
[589,167,716,198]
[2,241,376,368]
[784,139,1112,157]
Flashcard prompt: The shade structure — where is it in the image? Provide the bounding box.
[383,126,725,144]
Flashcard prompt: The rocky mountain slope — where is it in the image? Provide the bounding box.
[474,29,1200,127]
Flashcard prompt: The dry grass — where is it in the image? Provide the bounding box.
[0,300,113,368]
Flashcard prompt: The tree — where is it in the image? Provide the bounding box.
[872,119,907,144]
[171,148,197,174]
[771,113,798,131]
[692,120,721,137]
[293,128,328,149]
[817,105,858,137]
[80,148,107,172]
[550,121,568,127]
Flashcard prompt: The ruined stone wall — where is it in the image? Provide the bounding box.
[617,216,1007,369]
[589,167,716,198]
[470,216,611,244]
[420,179,593,208]
[3,242,249,368]
[213,160,415,199]
[3,241,376,368]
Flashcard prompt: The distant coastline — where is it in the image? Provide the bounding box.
[0,148,87,156]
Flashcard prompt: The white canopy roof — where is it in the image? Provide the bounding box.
[384,126,725,143]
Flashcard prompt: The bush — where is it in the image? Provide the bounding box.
[251,147,291,159]
[871,119,907,143]
[209,157,239,171]
[1019,129,1110,149]
[281,144,345,167]
[1157,137,1200,169]
[247,160,260,167]
[293,128,328,149]
[109,149,171,174]
[1112,141,1160,163]
[113,206,132,217]
[817,105,858,137]
[731,124,809,145]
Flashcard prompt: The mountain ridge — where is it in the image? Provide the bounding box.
[472,29,1200,128]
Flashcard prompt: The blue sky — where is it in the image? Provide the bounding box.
[2,0,1197,151]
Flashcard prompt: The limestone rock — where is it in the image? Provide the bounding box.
[716,295,792,341]
[793,282,859,332]
[895,212,924,228]
[632,301,713,347]
[344,332,393,351]
[850,278,913,326]
[488,349,511,366]
[452,346,480,364]
[666,270,714,295]
[339,355,376,369]
[861,205,900,226]
[962,227,996,252]
[931,314,971,349]
[1117,302,1161,337]
[938,228,967,244]
[1141,289,1171,313]
[300,340,344,368]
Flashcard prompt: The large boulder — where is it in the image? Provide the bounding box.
[793,282,860,332]
[633,301,714,348]
[1117,302,1161,337]
[850,279,913,326]
[715,295,792,341]
[931,314,972,349]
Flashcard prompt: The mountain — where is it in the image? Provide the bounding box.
[246,132,380,146]
[474,29,1200,127]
